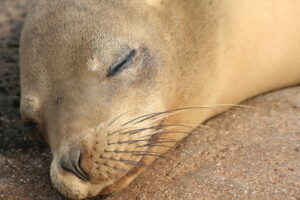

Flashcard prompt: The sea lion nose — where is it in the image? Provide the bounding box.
[60,149,90,181]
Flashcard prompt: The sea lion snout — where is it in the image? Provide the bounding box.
[49,118,162,199]
[59,149,90,181]
[49,128,112,199]
[50,152,105,200]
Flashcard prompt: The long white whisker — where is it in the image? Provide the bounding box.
[133,104,257,125]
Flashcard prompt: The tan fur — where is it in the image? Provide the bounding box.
[20,0,300,199]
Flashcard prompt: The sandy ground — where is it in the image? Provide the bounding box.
[0,0,299,200]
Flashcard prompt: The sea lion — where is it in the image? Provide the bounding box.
[19,0,300,199]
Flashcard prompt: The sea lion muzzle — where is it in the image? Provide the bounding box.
[59,149,90,181]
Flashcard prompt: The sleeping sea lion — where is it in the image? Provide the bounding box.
[19,0,300,199]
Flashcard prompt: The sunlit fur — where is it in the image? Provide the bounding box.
[20,0,300,199]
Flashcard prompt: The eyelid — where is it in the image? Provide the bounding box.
[107,49,136,77]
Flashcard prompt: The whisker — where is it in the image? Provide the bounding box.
[102,163,129,173]
[140,131,189,139]
[146,115,209,127]
[138,130,164,138]
[136,144,175,149]
[123,104,257,126]
[136,144,187,154]
[100,157,141,166]
[137,111,191,125]
[123,108,201,126]
[108,111,131,127]
[104,150,161,154]
[147,137,178,142]
[122,113,160,126]
[119,128,153,135]
[108,127,134,136]
[107,138,160,145]
[145,106,235,125]
[120,124,192,136]
[161,123,194,128]
[140,141,178,146]
[118,124,172,135]
[132,153,177,163]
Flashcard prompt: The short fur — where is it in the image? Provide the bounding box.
[20,0,300,199]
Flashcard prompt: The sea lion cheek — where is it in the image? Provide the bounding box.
[20,95,41,123]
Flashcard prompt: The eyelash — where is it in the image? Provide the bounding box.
[107,49,136,77]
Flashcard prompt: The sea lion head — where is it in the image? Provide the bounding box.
[19,0,191,199]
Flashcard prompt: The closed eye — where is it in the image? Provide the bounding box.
[107,49,136,77]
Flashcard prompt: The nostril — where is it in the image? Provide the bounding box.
[60,149,90,181]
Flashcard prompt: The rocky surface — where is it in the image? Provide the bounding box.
[0,1,299,199]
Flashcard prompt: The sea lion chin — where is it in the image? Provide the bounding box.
[19,0,300,199]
